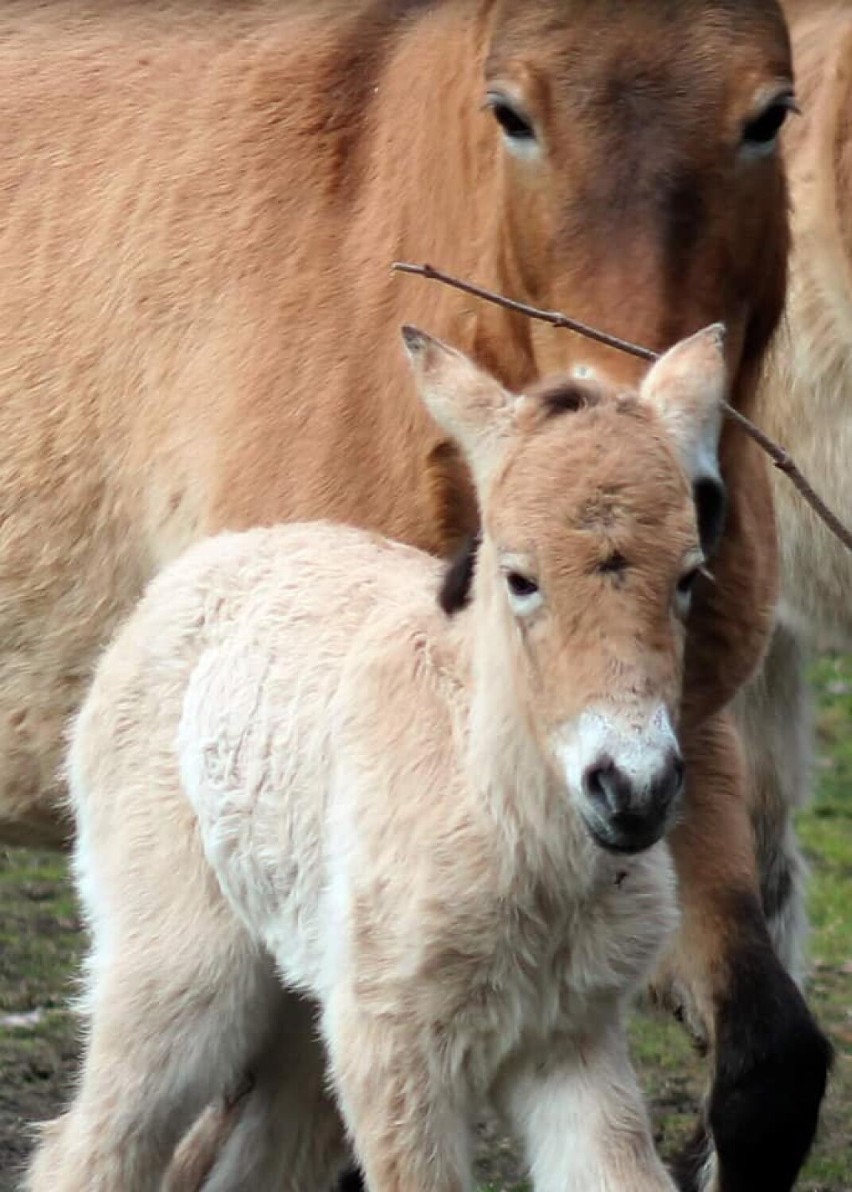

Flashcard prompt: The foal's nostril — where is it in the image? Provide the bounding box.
[583,750,684,819]
[654,750,685,807]
[580,742,683,852]
[582,755,634,816]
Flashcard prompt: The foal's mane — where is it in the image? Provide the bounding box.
[437,380,606,616]
[439,533,481,615]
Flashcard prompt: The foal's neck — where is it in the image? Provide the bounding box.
[459,592,595,890]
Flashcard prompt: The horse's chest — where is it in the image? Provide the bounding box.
[423,865,670,1092]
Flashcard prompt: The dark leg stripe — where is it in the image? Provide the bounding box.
[709,891,832,1192]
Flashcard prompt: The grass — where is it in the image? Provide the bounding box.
[0,657,850,1190]
[794,655,852,1190]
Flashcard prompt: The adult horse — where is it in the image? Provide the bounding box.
[739,0,852,987]
[0,2,830,1188]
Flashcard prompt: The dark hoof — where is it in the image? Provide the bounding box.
[708,914,833,1191]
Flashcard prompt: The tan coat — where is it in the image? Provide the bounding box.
[28,328,727,1192]
[0,5,831,1189]
[739,0,852,984]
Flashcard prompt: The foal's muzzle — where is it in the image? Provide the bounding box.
[581,748,684,854]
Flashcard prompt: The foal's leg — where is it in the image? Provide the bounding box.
[26,924,283,1192]
[25,776,286,1192]
[497,1028,676,1192]
[198,991,349,1192]
[323,991,472,1192]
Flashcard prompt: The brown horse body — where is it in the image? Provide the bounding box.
[740,0,852,985]
[0,2,830,1188]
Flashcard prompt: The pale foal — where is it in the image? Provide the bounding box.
[27,324,730,1192]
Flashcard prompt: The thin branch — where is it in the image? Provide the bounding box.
[392,260,852,555]
[392,261,657,362]
[720,403,852,552]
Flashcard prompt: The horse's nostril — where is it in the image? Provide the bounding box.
[583,749,683,820]
[674,753,684,788]
[583,755,632,816]
[583,757,609,800]
[580,745,682,852]
[657,750,685,805]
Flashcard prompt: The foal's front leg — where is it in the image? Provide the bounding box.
[498,1028,676,1192]
[323,992,472,1192]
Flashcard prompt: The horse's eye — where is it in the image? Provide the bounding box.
[506,571,539,599]
[676,568,701,601]
[487,94,536,144]
[742,95,796,151]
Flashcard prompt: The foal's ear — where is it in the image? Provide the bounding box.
[401,326,515,483]
[639,324,728,553]
[639,324,727,476]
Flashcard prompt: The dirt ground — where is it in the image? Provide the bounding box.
[1,655,851,1190]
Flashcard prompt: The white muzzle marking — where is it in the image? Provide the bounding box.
[555,704,682,850]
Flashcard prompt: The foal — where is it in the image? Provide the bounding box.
[28,325,728,1192]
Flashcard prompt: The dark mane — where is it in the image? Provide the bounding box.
[694,475,728,556]
[438,533,480,616]
[534,379,601,418]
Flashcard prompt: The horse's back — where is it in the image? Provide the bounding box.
[0,3,444,842]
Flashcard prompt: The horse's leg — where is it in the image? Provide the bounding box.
[324,989,472,1192]
[735,619,814,984]
[196,992,349,1192]
[497,1029,676,1191]
[654,709,831,1192]
[26,929,283,1192]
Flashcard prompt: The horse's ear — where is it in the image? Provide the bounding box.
[639,324,727,477]
[639,324,728,555]
[401,325,515,486]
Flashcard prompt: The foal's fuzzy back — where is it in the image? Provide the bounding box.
[68,522,442,955]
[71,521,442,813]
[172,523,464,994]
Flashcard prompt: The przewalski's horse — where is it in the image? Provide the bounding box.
[29,327,730,1192]
[738,0,852,979]
[0,2,829,1187]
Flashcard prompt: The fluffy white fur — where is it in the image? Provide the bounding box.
[26,327,728,1192]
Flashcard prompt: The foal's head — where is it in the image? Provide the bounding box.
[403,323,727,854]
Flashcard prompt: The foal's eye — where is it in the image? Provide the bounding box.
[741,94,797,154]
[506,571,540,599]
[675,568,701,608]
[486,93,537,147]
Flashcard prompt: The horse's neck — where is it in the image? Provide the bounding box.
[461,613,592,889]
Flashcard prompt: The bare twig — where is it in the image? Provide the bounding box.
[393,261,656,363]
[393,260,852,554]
[719,404,852,552]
